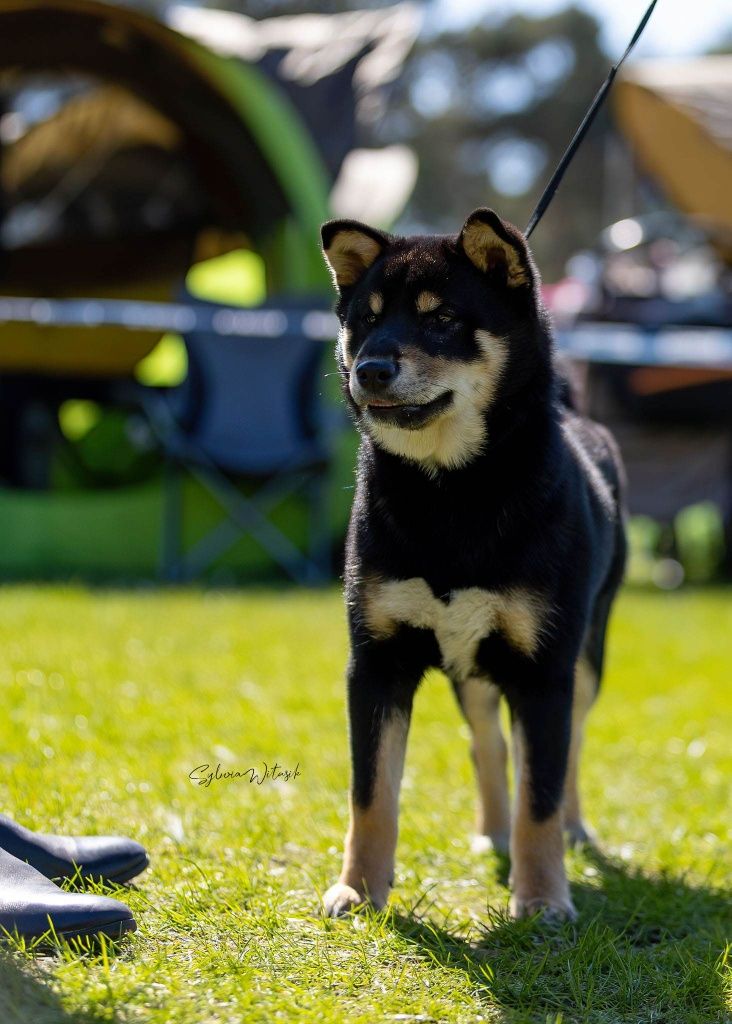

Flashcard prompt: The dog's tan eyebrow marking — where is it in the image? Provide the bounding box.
[369,292,383,314]
[416,291,442,314]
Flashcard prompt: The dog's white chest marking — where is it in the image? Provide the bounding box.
[363,577,547,680]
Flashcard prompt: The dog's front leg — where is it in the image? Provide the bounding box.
[508,676,576,921]
[453,677,511,854]
[323,645,421,917]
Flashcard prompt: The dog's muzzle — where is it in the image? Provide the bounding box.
[349,356,453,430]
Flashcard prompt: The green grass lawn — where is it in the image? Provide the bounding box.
[0,584,729,1024]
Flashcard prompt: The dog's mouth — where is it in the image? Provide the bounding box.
[364,391,453,430]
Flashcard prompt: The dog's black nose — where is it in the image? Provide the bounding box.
[355,358,398,390]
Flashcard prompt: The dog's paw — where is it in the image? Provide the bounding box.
[510,894,577,922]
[322,883,366,917]
[564,821,597,849]
[471,831,510,856]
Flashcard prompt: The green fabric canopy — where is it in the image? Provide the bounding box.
[0,0,331,373]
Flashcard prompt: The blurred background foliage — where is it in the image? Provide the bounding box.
[384,6,612,279]
[150,0,730,281]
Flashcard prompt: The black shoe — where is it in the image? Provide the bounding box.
[0,848,136,943]
[0,815,149,884]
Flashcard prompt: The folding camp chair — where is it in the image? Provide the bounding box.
[142,295,334,584]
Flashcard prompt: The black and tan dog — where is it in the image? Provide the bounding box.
[320,209,626,920]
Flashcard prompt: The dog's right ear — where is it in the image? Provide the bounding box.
[321,220,389,292]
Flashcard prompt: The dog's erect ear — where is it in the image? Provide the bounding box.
[321,220,389,291]
[458,208,533,288]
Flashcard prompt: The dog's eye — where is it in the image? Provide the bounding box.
[437,308,458,324]
[362,312,378,326]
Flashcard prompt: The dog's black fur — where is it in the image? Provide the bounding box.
[321,209,626,920]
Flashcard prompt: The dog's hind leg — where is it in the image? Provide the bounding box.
[453,677,511,855]
[565,542,624,847]
[323,643,423,917]
[563,657,598,846]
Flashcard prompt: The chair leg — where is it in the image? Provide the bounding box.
[178,477,319,584]
[183,519,241,580]
[160,460,183,582]
[192,465,323,585]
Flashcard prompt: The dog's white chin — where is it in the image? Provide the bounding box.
[358,329,509,474]
[367,401,487,475]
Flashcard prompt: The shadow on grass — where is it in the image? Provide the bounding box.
[0,953,124,1024]
[391,850,730,1024]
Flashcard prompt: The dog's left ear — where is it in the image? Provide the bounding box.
[458,208,534,289]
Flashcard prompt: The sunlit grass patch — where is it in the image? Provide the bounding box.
[0,584,729,1023]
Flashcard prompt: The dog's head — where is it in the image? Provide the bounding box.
[321,209,550,473]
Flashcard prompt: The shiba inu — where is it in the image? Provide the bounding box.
[321,208,626,920]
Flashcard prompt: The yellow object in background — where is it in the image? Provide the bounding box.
[186,248,266,307]
[134,249,267,388]
[614,56,732,262]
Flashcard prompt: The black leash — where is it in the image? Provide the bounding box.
[524,0,659,239]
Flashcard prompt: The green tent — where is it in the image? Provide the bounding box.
[0,0,419,579]
[0,0,333,376]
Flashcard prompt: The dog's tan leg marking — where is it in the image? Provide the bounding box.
[457,678,511,854]
[563,657,598,846]
[510,724,575,920]
[323,712,409,916]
